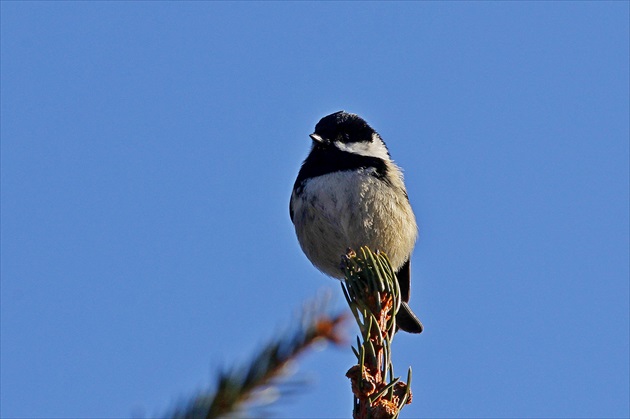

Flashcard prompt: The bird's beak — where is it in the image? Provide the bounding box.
[309,133,325,143]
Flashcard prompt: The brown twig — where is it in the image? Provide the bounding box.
[341,247,413,419]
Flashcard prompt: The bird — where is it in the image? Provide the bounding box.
[289,111,423,333]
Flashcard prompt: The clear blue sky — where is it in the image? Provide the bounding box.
[2,2,628,418]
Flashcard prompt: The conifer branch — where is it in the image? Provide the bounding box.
[171,297,346,419]
[341,247,413,419]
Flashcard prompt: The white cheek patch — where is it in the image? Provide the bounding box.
[333,134,391,161]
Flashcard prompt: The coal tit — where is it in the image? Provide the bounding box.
[290,111,423,333]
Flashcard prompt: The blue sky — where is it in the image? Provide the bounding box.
[1,2,628,418]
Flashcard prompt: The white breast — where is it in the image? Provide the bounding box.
[291,167,418,279]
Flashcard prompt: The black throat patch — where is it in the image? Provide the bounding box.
[292,146,389,195]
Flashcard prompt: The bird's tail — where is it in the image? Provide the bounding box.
[396,302,423,334]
